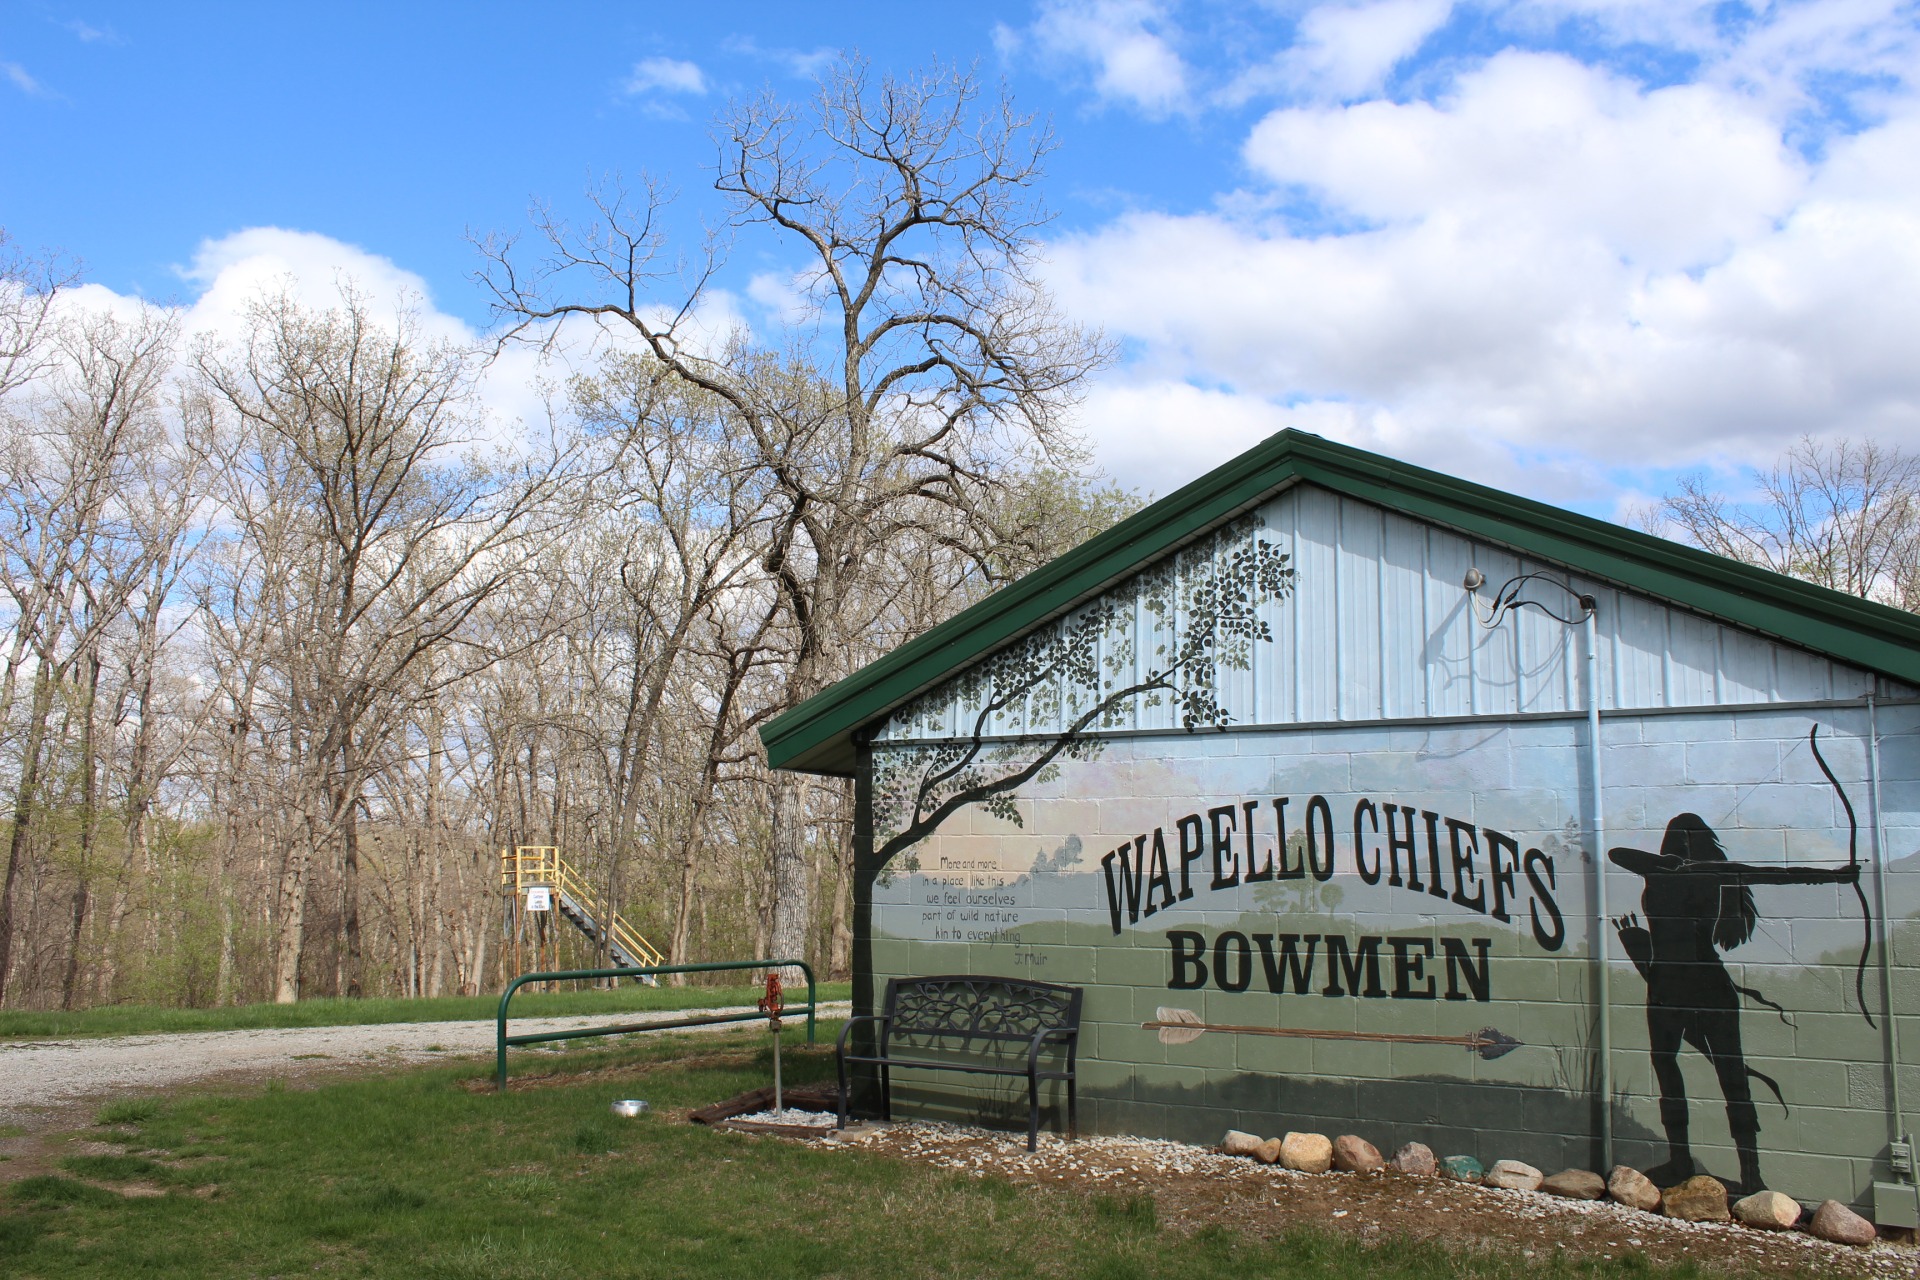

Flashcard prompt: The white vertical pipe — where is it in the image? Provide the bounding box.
[1585,605,1613,1171]
[1421,528,1435,717]
[1468,552,1481,716]
[1335,508,1347,721]
[1869,693,1908,1173]
[1291,496,1303,723]
[1377,508,1389,720]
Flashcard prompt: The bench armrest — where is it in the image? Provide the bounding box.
[835,1013,890,1057]
[1026,1025,1078,1070]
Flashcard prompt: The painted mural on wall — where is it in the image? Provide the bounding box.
[869,719,1898,1200]
[1609,729,1872,1192]
[862,486,1914,1207]
[871,513,1294,866]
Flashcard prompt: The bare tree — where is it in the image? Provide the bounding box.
[195,289,571,1001]
[662,596,784,977]
[0,231,77,401]
[0,308,183,1002]
[1652,437,1920,610]
[563,354,777,965]
[481,58,1109,972]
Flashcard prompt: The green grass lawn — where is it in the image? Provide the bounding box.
[0,1028,1724,1279]
[0,983,852,1041]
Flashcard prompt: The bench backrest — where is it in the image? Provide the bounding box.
[880,975,1082,1051]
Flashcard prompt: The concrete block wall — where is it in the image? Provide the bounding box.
[864,701,1920,1210]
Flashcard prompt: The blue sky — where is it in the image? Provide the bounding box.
[0,3,1248,312]
[6,2,1920,515]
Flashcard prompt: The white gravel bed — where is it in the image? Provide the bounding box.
[733,1107,841,1126]
[840,1120,1294,1180]
[0,1001,852,1125]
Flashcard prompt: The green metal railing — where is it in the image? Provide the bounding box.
[495,959,816,1090]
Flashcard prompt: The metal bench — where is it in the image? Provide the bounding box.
[834,974,1082,1151]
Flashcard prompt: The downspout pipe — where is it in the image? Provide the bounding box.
[1584,601,1612,1173]
[1464,571,1613,1170]
[1868,694,1910,1179]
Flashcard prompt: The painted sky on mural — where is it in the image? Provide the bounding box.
[4,2,1918,514]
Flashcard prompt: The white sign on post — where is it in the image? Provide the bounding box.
[525,886,553,912]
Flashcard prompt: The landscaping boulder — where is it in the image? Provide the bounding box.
[1222,1130,1264,1158]
[1807,1199,1876,1246]
[1439,1154,1485,1183]
[1391,1142,1437,1176]
[1662,1175,1731,1223]
[1731,1190,1801,1231]
[1607,1166,1662,1212]
[1253,1138,1284,1165]
[1280,1132,1334,1174]
[1541,1169,1607,1200]
[1483,1160,1544,1191]
[1332,1135,1384,1173]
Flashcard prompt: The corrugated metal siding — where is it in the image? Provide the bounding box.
[875,485,1893,743]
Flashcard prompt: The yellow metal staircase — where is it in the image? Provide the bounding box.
[500,846,666,969]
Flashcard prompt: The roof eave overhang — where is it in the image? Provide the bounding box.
[762,430,1920,776]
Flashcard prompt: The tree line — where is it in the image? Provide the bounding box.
[0,62,1128,1008]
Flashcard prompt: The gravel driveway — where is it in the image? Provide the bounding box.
[0,1003,850,1124]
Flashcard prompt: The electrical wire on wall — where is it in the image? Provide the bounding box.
[1464,568,1597,629]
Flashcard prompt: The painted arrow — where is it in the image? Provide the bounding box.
[1145,1007,1524,1061]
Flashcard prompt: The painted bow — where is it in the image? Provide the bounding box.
[1809,724,1875,1029]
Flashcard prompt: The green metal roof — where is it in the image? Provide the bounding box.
[761,429,1920,775]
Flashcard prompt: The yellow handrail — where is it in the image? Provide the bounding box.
[500,846,665,967]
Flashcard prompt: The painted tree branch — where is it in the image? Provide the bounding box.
[872,519,1294,866]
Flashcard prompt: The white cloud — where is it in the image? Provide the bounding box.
[63,19,116,43]
[1050,49,1920,496]
[183,229,578,447]
[1011,0,1191,116]
[3,60,46,96]
[776,46,838,78]
[1501,0,1920,119]
[720,36,838,79]
[172,227,463,345]
[1002,0,1920,491]
[746,271,814,328]
[28,229,561,449]
[1071,379,1294,491]
[1245,52,1804,271]
[624,56,708,97]
[1067,375,1616,505]
[1231,0,1453,102]
[154,228,773,444]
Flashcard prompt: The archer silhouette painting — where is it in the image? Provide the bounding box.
[1610,726,1871,1194]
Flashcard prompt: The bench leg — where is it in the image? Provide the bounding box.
[835,1051,849,1130]
[1067,1074,1077,1142]
[881,1062,892,1122]
[1027,1070,1040,1153]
